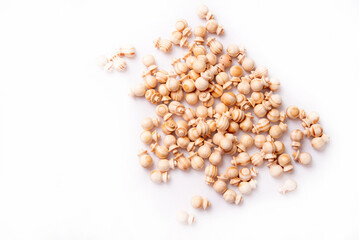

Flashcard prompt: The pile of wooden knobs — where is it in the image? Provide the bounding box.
[105,4,329,224]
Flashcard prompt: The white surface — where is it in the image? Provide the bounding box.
[0,0,358,239]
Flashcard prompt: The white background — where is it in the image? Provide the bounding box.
[0,0,358,239]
